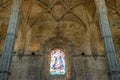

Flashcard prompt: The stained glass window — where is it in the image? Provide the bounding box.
[50,49,66,75]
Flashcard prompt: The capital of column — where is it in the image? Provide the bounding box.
[102,35,111,39]
[6,33,17,37]
[0,71,11,75]
[108,71,120,74]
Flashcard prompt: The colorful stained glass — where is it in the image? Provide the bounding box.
[50,49,66,75]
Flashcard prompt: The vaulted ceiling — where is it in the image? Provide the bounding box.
[0,0,120,56]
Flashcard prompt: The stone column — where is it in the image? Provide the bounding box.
[0,0,22,80]
[94,0,120,80]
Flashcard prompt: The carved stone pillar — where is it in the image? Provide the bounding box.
[94,0,120,80]
[0,0,22,80]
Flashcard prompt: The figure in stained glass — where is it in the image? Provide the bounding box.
[50,49,66,75]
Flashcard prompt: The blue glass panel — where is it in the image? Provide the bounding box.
[50,49,66,75]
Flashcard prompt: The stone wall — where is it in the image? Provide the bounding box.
[0,0,120,80]
[7,55,108,80]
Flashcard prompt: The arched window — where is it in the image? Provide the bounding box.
[50,49,66,75]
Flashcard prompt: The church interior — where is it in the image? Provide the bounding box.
[0,0,120,80]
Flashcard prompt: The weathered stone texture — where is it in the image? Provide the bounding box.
[0,0,120,80]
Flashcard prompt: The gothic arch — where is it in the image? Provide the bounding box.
[41,36,76,80]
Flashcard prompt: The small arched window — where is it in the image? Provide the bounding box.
[50,49,66,75]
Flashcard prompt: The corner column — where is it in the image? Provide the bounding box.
[0,0,22,80]
[94,0,120,80]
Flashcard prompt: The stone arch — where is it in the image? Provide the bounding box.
[41,36,76,80]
